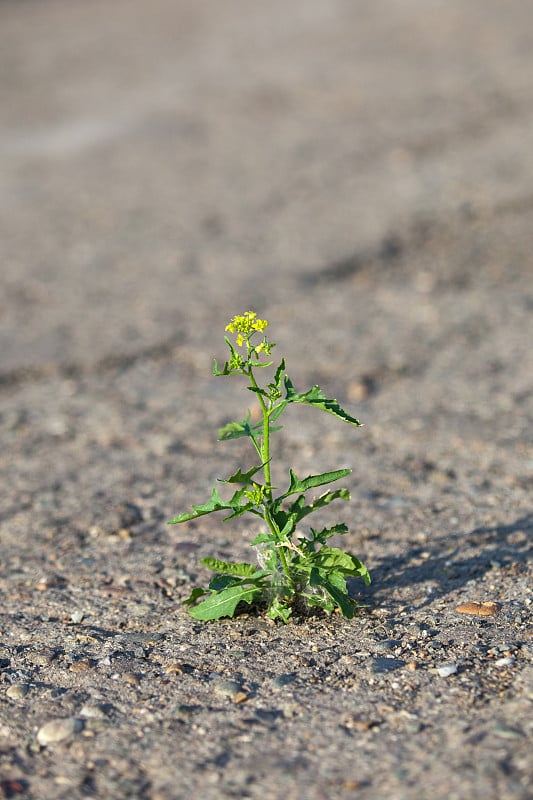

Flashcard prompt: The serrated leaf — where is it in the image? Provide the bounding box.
[272,488,350,537]
[306,592,335,613]
[309,546,360,573]
[269,401,288,423]
[219,463,265,485]
[209,574,242,591]
[267,596,292,623]
[250,532,277,546]
[168,485,251,524]
[309,567,354,618]
[212,358,231,376]
[200,557,261,577]
[273,358,286,389]
[182,587,208,606]
[308,523,349,542]
[283,468,352,498]
[187,584,263,620]
[218,415,253,441]
[284,377,361,426]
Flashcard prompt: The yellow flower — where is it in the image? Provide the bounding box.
[225,311,269,341]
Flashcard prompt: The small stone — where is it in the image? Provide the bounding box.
[435,664,458,677]
[26,648,58,666]
[37,718,83,746]
[272,673,297,689]
[342,714,381,732]
[79,703,109,719]
[212,678,241,698]
[69,659,93,672]
[6,684,29,700]
[122,672,141,686]
[494,656,515,668]
[494,723,525,739]
[70,611,84,624]
[372,657,406,674]
[455,601,500,616]
[165,663,186,675]
[374,639,401,653]
[232,691,249,704]
[406,661,418,671]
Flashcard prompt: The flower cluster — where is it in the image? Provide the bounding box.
[225,311,273,357]
[226,311,269,336]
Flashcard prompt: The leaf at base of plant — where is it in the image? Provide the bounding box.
[187,584,263,620]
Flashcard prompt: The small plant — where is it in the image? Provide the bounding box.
[169,311,370,622]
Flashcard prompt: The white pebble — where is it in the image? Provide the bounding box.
[6,684,29,700]
[436,663,458,677]
[37,717,83,746]
[494,656,515,668]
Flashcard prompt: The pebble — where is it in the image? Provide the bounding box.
[494,656,515,668]
[25,648,58,666]
[37,717,83,746]
[6,684,29,700]
[79,702,109,719]
[435,664,458,677]
[69,658,94,672]
[372,657,406,674]
[494,722,525,740]
[272,673,297,689]
[455,601,500,616]
[121,672,141,686]
[374,639,402,653]
[212,678,241,697]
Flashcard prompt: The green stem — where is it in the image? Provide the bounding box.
[247,354,293,589]
[246,364,272,500]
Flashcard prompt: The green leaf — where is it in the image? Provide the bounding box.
[267,596,292,623]
[182,587,208,606]
[209,574,242,591]
[219,463,265,485]
[250,532,277,546]
[268,359,286,393]
[200,557,261,577]
[187,584,263,620]
[282,468,352,498]
[306,592,335,613]
[269,401,288,423]
[272,487,351,537]
[212,358,230,376]
[168,485,251,524]
[307,547,371,586]
[309,567,354,618]
[218,414,253,441]
[284,377,362,426]
[307,523,349,544]
[307,487,351,509]
[247,386,269,397]
[309,546,358,573]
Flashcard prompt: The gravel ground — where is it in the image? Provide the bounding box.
[1,2,532,799]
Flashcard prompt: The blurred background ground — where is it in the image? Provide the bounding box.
[0,1,532,798]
